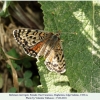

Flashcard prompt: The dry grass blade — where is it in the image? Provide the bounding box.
[9,2,40,29]
[0,23,19,92]
[6,60,19,92]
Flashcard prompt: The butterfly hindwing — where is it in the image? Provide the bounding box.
[44,40,66,73]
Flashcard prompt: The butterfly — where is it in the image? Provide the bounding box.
[13,29,66,73]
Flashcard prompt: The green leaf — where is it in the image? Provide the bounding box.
[38,1,100,92]
[24,70,32,79]
[8,87,17,93]
[22,60,32,68]
[0,1,11,17]
[13,62,21,71]
[36,85,44,92]
[7,60,21,71]
[15,57,32,68]
[24,79,33,87]
[7,48,20,58]
[18,78,24,85]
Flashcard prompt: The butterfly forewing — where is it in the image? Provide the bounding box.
[13,29,53,57]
